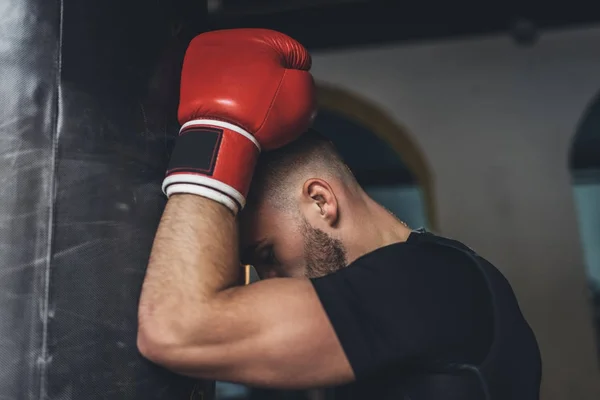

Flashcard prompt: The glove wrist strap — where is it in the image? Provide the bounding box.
[163,119,260,215]
[180,119,261,150]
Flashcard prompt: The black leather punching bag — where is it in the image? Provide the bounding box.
[0,0,214,399]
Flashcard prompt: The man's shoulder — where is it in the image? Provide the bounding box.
[348,229,482,273]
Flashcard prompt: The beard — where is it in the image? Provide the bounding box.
[301,218,348,278]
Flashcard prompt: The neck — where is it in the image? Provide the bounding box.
[343,191,413,264]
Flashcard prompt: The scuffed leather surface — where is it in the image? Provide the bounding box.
[0,0,213,398]
[0,1,59,397]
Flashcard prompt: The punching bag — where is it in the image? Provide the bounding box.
[0,0,214,399]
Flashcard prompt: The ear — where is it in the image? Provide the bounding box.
[301,178,339,227]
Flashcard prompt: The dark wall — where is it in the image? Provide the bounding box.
[209,1,600,51]
[314,110,415,186]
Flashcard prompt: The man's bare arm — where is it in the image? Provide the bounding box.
[137,195,354,389]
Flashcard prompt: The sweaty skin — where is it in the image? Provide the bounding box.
[137,194,354,389]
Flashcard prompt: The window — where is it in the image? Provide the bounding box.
[570,94,600,360]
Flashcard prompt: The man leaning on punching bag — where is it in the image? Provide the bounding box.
[136,29,542,400]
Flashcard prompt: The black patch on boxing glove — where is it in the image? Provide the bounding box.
[167,128,223,176]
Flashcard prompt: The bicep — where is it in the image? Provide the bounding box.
[168,278,355,389]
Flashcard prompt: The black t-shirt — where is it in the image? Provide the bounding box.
[311,229,541,400]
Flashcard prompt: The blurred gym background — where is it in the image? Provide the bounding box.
[207,1,600,399]
[1,0,599,399]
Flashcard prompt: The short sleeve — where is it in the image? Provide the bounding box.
[310,240,494,379]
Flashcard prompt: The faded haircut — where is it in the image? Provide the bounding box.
[246,129,356,211]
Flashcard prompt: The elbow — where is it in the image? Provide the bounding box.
[136,329,162,364]
[136,301,219,371]
[136,311,214,372]
[136,313,197,369]
[136,324,180,367]
[137,323,215,378]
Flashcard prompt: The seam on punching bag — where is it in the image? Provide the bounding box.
[39,1,64,399]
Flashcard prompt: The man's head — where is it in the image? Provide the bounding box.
[240,130,367,280]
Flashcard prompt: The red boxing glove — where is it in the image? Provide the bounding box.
[163,29,316,214]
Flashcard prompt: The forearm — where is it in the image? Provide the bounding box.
[136,194,353,387]
[136,28,318,378]
[138,194,239,345]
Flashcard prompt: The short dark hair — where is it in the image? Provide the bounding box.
[246,129,354,211]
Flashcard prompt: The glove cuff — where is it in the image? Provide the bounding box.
[163,119,260,214]
[165,182,241,215]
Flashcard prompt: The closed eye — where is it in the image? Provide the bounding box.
[260,245,277,266]
[241,239,267,266]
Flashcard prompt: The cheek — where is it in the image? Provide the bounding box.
[277,236,305,266]
[275,232,308,276]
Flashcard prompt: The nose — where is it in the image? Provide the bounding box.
[263,268,279,279]
[252,265,278,280]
